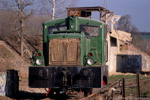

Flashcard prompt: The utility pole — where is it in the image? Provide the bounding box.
[104,0,107,8]
[104,0,105,8]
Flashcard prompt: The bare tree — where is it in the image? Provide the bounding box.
[0,10,16,34]
[117,15,139,34]
[13,0,34,57]
[41,0,77,19]
[117,15,150,53]
[0,0,34,57]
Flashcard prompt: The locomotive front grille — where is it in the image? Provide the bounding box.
[49,38,81,65]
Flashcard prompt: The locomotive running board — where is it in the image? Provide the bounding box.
[29,66,108,88]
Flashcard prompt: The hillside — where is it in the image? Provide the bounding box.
[0,34,43,78]
[0,40,29,77]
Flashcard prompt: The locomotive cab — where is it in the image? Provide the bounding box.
[29,16,108,95]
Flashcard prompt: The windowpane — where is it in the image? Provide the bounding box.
[80,25,99,36]
[48,25,67,34]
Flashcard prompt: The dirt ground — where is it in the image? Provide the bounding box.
[1,74,150,100]
[0,78,50,100]
[0,78,85,100]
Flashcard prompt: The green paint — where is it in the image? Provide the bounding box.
[32,16,107,67]
[31,51,45,66]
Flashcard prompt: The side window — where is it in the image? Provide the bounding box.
[104,25,107,39]
[105,40,108,62]
[48,25,67,34]
[80,25,99,36]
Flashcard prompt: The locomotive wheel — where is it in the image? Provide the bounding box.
[84,88,92,97]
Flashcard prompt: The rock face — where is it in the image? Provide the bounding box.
[0,40,29,78]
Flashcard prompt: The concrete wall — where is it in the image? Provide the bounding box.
[106,15,150,75]
[107,37,150,75]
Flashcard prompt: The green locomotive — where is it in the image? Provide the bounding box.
[29,7,108,96]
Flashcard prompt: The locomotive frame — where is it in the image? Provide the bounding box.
[29,6,110,96]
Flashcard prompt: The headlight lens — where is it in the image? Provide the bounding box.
[36,59,42,65]
[87,59,94,65]
[71,25,74,28]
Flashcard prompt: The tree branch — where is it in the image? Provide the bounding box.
[55,0,65,6]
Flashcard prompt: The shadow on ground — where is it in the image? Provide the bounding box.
[9,91,70,100]
[14,91,47,100]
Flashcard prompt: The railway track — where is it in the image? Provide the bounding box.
[2,75,150,100]
[77,77,150,100]
[78,80,121,100]
[59,79,122,100]
[30,75,150,100]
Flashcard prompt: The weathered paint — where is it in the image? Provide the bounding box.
[29,16,108,89]
[49,38,81,65]
[42,16,107,66]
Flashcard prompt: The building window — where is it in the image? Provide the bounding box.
[110,36,117,47]
[80,25,99,36]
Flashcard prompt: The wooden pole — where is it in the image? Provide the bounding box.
[122,78,125,100]
[136,73,140,99]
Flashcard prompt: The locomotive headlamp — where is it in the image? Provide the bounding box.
[71,25,74,29]
[36,59,42,65]
[87,59,94,65]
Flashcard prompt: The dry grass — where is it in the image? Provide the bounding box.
[109,74,150,98]
[0,41,29,78]
[0,34,42,78]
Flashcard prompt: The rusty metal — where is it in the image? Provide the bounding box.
[49,38,81,65]
[67,6,113,23]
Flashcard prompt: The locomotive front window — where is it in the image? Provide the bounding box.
[48,25,67,34]
[80,25,99,36]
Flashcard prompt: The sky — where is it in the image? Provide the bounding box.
[77,0,150,32]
